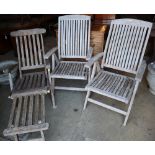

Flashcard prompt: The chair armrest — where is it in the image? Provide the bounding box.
[85,52,104,68]
[135,60,147,82]
[8,65,18,91]
[86,47,93,60]
[44,46,58,59]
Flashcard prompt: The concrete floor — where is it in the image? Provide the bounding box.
[0,35,155,141]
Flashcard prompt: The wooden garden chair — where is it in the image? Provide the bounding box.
[44,15,93,108]
[9,28,51,99]
[83,19,152,126]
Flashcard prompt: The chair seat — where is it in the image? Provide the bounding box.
[51,61,88,80]
[86,70,136,104]
[12,72,48,97]
[3,94,49,136]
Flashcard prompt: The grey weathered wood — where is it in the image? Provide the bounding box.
[10,28,50,100]
[4,94,49,140]
[58,15,91,58]
[45,15,93,107]
[51,61,87,80]
[21,96,28,126]
[12,72,48,97]
[10,28,46,37]
[11,29,47,74]
[3,123,49,136]
[84,19,152,126]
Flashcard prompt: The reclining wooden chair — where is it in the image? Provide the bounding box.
[44,15,93,108]
[4,28,52,141]
[83,19,152,126]
[9,28,51,98]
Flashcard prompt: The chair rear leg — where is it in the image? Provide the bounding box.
[123,82,139,126]
[50,88,56,109]
[14,135,18,141]
[40,131,45,141]
[83,90,91,110]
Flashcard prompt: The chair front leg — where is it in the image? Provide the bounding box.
[83,90,91,110]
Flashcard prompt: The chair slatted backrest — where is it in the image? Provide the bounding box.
[58,15,91,59]
[102,19,152,74]
[11,28,46,72]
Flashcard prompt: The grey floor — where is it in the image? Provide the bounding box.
[0,35,155,141]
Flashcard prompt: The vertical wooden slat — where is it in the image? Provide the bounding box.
[72,20,75,57]
[41,74,45,88]
[34,95,39,124]
[22,75,30,90]
[40,34,45,65]
[28,35,34,66]
[36,34,42,64]
[84,20,88,57]
[27,74,33,89]
[79,20,83,56]
[15,37,22,77]
[77,19,80,56]
[32,34,38,65]
[58,18,61,59]
[8,98,17,128]
[40,95,45,123]
[28,95,34,125]
[23,36,30,66]
[32,74,38,88]
[70,19,73,56]
[21,96,28,126]
[19,36,25,67]
[87,19,91,57]
[14,97,22,127]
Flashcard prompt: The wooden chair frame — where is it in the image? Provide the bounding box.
[9,28,51,98]
[44,15,93,108]
[83,19,152,126]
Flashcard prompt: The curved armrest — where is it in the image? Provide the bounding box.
[135,60,146,82]
[85,52,104,68]
[44,46,58,59]
[86,47,93,60]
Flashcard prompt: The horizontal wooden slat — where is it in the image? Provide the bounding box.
[4,123,49,136]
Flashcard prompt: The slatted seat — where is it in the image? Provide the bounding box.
[86,70,135,104]
[11,72,48,97]
[51,61,88,80]
[3,94,49,141]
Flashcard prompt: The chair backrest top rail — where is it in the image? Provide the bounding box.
[11,28,46,37]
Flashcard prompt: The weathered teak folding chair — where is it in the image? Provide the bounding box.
[9,28,50,98]
[4,28,51,141]
[44,15,93,108]
[83,19,152,126]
